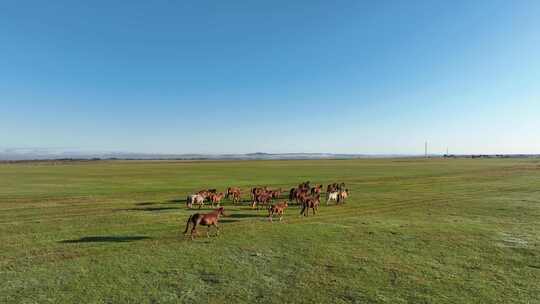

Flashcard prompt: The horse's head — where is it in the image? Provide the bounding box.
[217,207,226,216]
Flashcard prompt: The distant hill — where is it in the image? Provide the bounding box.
[0,148,406,161]
[2,148,537,161]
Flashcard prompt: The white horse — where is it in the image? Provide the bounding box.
[326,191,340,205]
[326,189,349,205]
[186,194,205,209]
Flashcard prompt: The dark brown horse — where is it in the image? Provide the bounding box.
[290,186,309,205]
[298,181,310,191]
[311,184,323,195]
[300,194,320,217]
[183,207,225,239]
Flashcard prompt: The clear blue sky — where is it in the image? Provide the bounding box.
[1,1,539,154]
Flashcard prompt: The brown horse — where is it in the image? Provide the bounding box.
[252,192,272,210]
[298,181,311,191]
[209,192,224,208]
[289,186,310,206]
[183,207,225,239]
[300,194,320,217]
[226,187,242,204]
[268,201,288,222]
[339,189,349,203]
[288,187,297,202]
[269,188,282,200]
[311,184,323,196]
[250,187,267,201]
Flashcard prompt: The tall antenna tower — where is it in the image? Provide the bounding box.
[425,141,428,158]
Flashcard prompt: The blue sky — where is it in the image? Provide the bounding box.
[1,1,539,154]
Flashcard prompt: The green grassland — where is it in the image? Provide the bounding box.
[1,158,539,303]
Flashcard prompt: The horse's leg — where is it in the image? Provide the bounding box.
[191,225,197,240]
[207,225,210,238]
[214,223,219,236]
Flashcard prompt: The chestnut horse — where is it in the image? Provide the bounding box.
[250,187,268,201]
[226,187,242,204]
[269,188,282,200]
[339,189,349,203]
[209,192,225,208]
[183,207,225,239]
[252,192,272,210]
[268,201,288,222]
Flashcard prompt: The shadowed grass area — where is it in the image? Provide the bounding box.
[0,158,539,303]
[60,236,151,243]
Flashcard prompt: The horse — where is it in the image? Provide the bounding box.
[187,194,205,209]
[311,184,323,196]
[209,192,225,208]
[226,187,242,204]
[269,188,282,200]
[300,194,320,216]
[298,181,310,191]
[252,192,272,210]
[268,201,288,222]
[338,189,349,203]
[326,183,343,201]
[326,191,339,205]
[250,187,267,201]
[288,188,297,202]
[197,190,211,200]
[183,207,226,239]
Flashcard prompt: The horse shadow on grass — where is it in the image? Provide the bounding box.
[124,206,180,212]
[219,219,241,224]
[167,199,186,204]
[228,213,265,219]
[135,201,159,206]
[60,236,150,243]
[135,199,185,206]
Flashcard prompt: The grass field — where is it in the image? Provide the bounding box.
[1,158,539,303]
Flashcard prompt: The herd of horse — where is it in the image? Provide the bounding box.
[183,181,349,239]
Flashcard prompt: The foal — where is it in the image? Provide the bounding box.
[268,201,288,222]
[183,207,225,239]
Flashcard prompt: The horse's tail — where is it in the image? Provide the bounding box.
[183,215,193,234]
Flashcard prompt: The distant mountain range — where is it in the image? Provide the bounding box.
[0,148,413,161]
